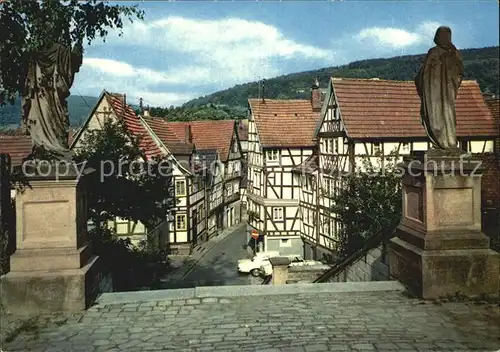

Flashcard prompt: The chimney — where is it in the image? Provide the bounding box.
[144,109,149,117]
[185,125,193,144]
[261,79,266,103]
[311,77,321,112]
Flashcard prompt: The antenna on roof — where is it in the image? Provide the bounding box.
[261,79,266,103]
[139,97,144,113]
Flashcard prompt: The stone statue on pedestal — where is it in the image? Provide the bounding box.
[21,42,83,159]
[415,26,464,150]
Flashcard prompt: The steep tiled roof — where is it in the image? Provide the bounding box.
[248,99,319,148]
[165,120,236,162]
[104,93,163,159]
[141,116,194,155]
[237,119,248,141]
[0,135,32,167]
[330,78,496,139]
[0,130,76,168]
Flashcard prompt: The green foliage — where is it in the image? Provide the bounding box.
[0,0,143,105]
[74,118,176,229]
[330,153,402,257]
[184,46,499,109]
[148,104,247,122]
[88,226,168,291]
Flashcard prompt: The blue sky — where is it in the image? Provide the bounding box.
[73,0,500,107]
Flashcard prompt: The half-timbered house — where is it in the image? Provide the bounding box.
[237,120,249,209]
[165,120,244,235]
[247,82,322,255]
[140,115,207,253]
[70,91,172,249]
[295,77,499,261]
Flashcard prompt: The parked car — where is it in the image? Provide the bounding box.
[238,251,280,276]
[259,255,324,277]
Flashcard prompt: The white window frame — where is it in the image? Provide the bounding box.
[265,149,280,163]
[273,207,284,221]
[175,180,186,197]
[328,139,334,153]
[175,214,187,230]
[226,183,233,196]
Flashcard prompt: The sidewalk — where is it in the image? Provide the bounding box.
[161,221,247,285]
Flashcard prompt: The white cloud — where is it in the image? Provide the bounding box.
[82,57,212,85]
[354,21,444,49]
[93,16,336,86]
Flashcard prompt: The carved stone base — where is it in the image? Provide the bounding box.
[1,161,103,315]
[1,256,103,315]
[389,151,499,299]
[390,236,499,299]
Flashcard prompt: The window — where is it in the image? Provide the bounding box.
[402,143,410,152]
[373,143,381,154]
[227,161,233,175]
[226,183,233,196]
[175,214,187,230]
[280,239,292,247]
[234,161,240,172]
[254,171,260,188]
[328,139,334,153]
[175,180,186,196]
[266,149,280,163]
[334,139,339,153]
[199,204,205,221]
[273,207,283,221]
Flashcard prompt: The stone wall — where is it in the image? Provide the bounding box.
[479,153,500,209]
[286,265,331,283]
[328,244,391,282]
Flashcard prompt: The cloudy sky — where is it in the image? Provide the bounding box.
[73,0,500,107]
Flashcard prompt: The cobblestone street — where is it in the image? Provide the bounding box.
[2,284,499,352]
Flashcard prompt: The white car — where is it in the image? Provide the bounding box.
[259,255,324,277]
[238,251,280,277]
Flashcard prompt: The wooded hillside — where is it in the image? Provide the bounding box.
[183,46,499,109]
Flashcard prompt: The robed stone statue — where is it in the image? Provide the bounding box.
[21,42,83,157]
[415,26,464,150]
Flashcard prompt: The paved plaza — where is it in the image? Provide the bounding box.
[1,282,499,352]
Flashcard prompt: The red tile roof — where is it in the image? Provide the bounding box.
[0,135,32,167]
[104,93,163,159]
[248,99,319,148]
[141,116,194,155]
[329,78,496,139]
[165,120,236,162]
[0,129,77,167]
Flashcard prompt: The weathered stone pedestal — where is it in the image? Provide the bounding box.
[1,161,103,315]
[389,149,499,299]
[270,257,291,285]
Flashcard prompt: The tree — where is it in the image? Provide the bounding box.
[0,0,143,105]
[330,152,402,257]
[74,118,176,232]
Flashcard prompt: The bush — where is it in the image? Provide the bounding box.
[89,227,169,291]
[331,153,402,257]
